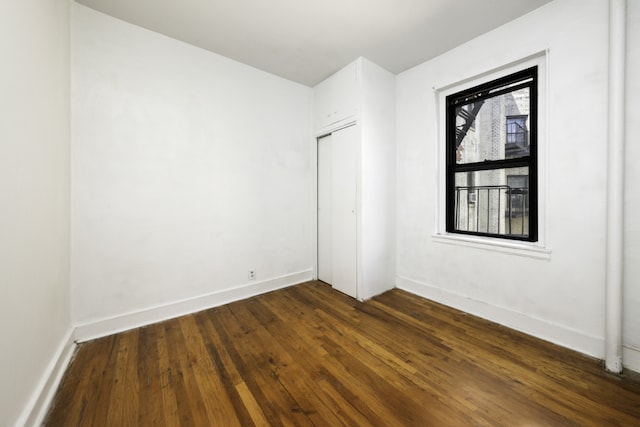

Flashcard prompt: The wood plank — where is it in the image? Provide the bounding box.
[163,319,209,426]
[370,290,640,425]
[136,324,166,427]
[240,297,353,426]
[265,288,474,425]
[353,297,578,425]
[177,315,242,426]
[212,304,312,427]
[105,329,139,426]
[85,335,120,426]
[44,335,114,427]
[44,281,640,426]
[155,321,181,426]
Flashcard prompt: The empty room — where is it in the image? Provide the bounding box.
[2,0,640,425]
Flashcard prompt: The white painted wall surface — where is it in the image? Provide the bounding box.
[71,4,313,328]
[0,1,72,426]
[396,0,610,358]
[624,0,640,372]
[358,58,396,299]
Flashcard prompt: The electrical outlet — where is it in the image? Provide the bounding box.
[248,270,256,280]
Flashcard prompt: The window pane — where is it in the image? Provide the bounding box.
[453,167,529,237]
[455,88,530,164]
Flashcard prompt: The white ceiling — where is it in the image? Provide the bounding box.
[74,0,553,87]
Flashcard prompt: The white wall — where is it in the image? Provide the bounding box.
[358,58,396,299]
[72,4,313,336]
[396,0,611,358]
[0,1,72,426]
[624,0,640,371]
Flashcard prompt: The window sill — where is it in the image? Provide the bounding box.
[432,233,551,260]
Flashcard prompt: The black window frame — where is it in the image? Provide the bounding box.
[445,66,538,242]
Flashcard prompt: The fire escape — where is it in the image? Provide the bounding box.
[455,101,484,149]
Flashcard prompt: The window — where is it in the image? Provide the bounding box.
[446,67,537,241]
[506,115,529,158]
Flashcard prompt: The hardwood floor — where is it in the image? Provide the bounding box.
[45,281,640,426]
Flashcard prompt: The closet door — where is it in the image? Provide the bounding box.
[329,125,357,298]
[317,134,332,284]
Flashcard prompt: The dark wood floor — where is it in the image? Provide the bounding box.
[45,281,640,426]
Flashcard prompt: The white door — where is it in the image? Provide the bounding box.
[317,134,332,284]
[331,126,358,298]
[317,125,357,298]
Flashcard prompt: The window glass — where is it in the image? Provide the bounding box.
[455,88,530,164]
[453,167,529,238]
[446,67,537,241]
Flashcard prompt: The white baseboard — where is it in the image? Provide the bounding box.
[74,270,313,342]
[396,275,603,359]
[623,345,640,373]
[14,328,76,427]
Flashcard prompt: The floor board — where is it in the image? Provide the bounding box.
[44,281,640,426]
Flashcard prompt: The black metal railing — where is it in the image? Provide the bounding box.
[454,185,529,236]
